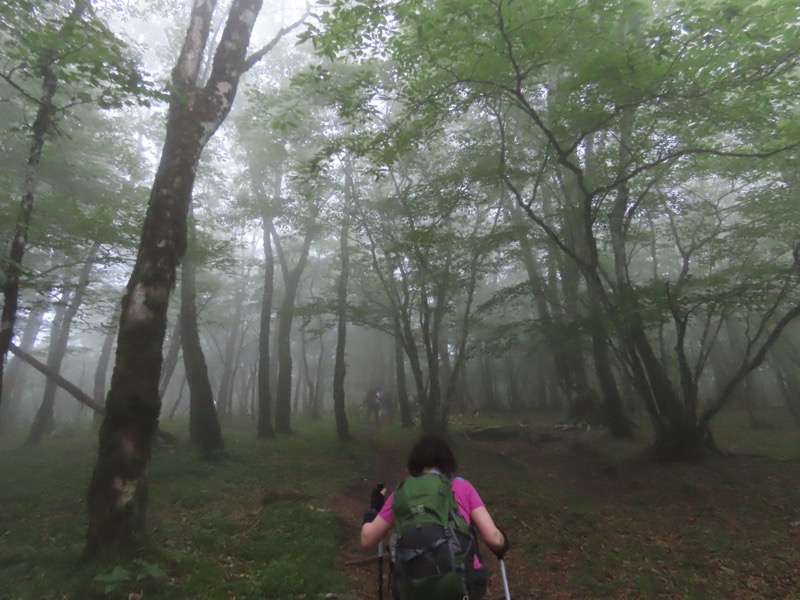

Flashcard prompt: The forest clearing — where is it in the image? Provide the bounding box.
[0,411,797,599]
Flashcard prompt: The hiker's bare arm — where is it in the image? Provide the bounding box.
[471,506,504,551]
[360,515,392,548]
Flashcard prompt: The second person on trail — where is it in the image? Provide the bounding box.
[361,434,509,600]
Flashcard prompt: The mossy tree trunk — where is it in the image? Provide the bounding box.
[84,0,305,559]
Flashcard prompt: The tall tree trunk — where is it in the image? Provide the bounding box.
[419,282,445,435]
[158,321,182,400]
[272,217,317,434]
[251,155,279,438]
[257,221,275,438]
[297,323,323,418]
[0,3,85,406]
[587,297,634,437]
[606,102,697,457]
[292,359,302,413]
[393,316,413,428]
[311,323,325,419]
[84,0,279,558]
[479,355,497,410]
[168,377,187,420]
[27,242,100,445]
[507,173,579,410]
[771,357,800,425]
[333,164,352,440]
[360,211,426,427]
[439,207,500,429]
[216,279,245,417]
[92,303,120,429]
[181,213,223,454]
[299,323,315,415]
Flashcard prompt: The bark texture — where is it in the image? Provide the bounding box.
[84,0,266,559]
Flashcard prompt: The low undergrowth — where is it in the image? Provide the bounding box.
[0,416,373,600]
[0,408,798,599]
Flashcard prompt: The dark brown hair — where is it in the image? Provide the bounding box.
[406,434,458,476]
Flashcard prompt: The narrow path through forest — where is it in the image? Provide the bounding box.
[332,431,407,600]
[329,427,800,599]
[330,431,528,600]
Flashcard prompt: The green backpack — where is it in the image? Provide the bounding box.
[390,473,477,600]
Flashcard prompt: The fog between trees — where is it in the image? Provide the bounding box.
[1,0,799,556]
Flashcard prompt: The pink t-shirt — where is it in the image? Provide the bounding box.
[378,475,485,568]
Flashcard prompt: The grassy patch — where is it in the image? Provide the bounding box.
[447,409,800,598]
[0,415,371,600]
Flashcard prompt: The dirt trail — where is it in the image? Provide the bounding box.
[332,431,407,600]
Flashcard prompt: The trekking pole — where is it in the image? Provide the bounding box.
[377,541,384,600]
[499,558,511,600]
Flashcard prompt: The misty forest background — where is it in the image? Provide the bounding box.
[1,0,799,598]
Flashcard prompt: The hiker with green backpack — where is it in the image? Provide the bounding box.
[361,435,509,599]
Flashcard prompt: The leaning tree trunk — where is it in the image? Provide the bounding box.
[181,213,223,454]
[250,153,280,438]
[0,305,44,434]
[9,342,104,415]
[84,0,273,559]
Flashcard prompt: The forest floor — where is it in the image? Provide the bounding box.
[0,410,798,599]
[334,418,800,600]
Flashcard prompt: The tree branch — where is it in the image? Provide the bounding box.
[243,7,311,73]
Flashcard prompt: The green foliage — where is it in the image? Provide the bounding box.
[93,560,166,594]
[0,0,161,110]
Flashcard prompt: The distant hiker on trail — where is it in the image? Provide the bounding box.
[363,386,385,426]
[361,435,509,600]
